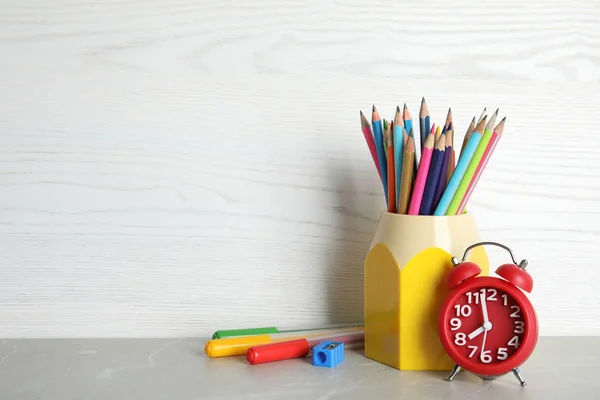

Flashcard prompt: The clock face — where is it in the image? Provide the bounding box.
[442,284,527,367]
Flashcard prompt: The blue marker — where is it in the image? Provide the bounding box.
[433,132,482,216]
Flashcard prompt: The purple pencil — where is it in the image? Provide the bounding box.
[432,130,453,209]
[419,134,446,215]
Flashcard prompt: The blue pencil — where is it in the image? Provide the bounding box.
[433,117,486,216]
[432,133,452,208]
[419,134,446,215]
[371,106,388,200]
[393,106,404,208]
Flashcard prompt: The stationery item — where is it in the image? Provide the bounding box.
[393,106,404,208]
[444,107,453,132]
[459,117,476,156]
[445,110,498,215]
[246,330,364,365]
[446,122,455,184]
[435,125,441,138]
[398,136,415,214]
[419,97,430,156]
[312,341,345,368]
[477,107,487,124]
[419,134,446,215]
[456,117,505,214]
[371,106,388,198]
[432,131,453,208]
[408,133,435,215]
[205,327,364,358]
[385,122,396,213]
[433,117,486,216]
[212,323,362,339]
[359,111,382,180]
[403,104,414,162]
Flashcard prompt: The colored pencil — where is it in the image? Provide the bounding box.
[419,97,430,155]
[385,121,396,213]
[477,107,487,125]
[446,122,455,184]
[444,108,453,132]
[433,117,486,216]
[432,131,453,208]
[403,104,414,163]
[456,117,505,214]
[419,133,446,215]
[393,106,404,208]
[408,132,434,215]
[360,111,382,180]
[371,106,388,200]
[445,110,498,215]
[435,125,441,139]
[398,136,415,214]
[460,117,477,156]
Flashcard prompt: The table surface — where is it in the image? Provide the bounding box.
[0,336,598,400]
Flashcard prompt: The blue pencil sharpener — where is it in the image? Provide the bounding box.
[312,340,344,368]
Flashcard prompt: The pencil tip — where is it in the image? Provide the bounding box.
[421,96,425,104]
[372,105,376,112]
[396,105,401,113]
[404,103,408,110]
[493,108,499,116]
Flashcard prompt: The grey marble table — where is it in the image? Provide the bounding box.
[0,337,598,399]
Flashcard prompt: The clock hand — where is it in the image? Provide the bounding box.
[468,326,485,340]
[481,292,490,324]
[480,328,488,362]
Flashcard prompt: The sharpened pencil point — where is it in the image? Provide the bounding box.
[373,105,376,112]
[421,97,426,104]
[404,103,408,111]
[396,105,401,113]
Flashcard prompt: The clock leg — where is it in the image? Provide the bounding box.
[446,365,461,382]
[512,368,526,387]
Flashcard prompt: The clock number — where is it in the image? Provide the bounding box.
[510,305,521,318]
[480,350,492,363]
[501,294,508,306]
[486,288,497,301]
[508,335,520,348]
[454,333,466,346]
[466,291,480,304]
[514,321,525,334]
[453,304,472,317]
[497,347,508,360]
[468,345,478,358]
[450,318,462,331]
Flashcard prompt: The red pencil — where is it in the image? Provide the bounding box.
[360,111,382,180]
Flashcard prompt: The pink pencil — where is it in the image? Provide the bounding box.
[360,111,382,180]
[456,117,506,214]
[408,132,435,215]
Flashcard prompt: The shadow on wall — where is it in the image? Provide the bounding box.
[325,159,383,325]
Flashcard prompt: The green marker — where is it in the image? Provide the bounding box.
[211,323,363,339]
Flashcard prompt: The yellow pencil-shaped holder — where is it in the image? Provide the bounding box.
[364,212,489,370]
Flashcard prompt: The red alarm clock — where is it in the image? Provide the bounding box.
[438,241,538,387]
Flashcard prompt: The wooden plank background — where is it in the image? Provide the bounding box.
[0,0,598,337]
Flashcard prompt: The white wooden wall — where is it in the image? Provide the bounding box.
[1,0,598,338]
